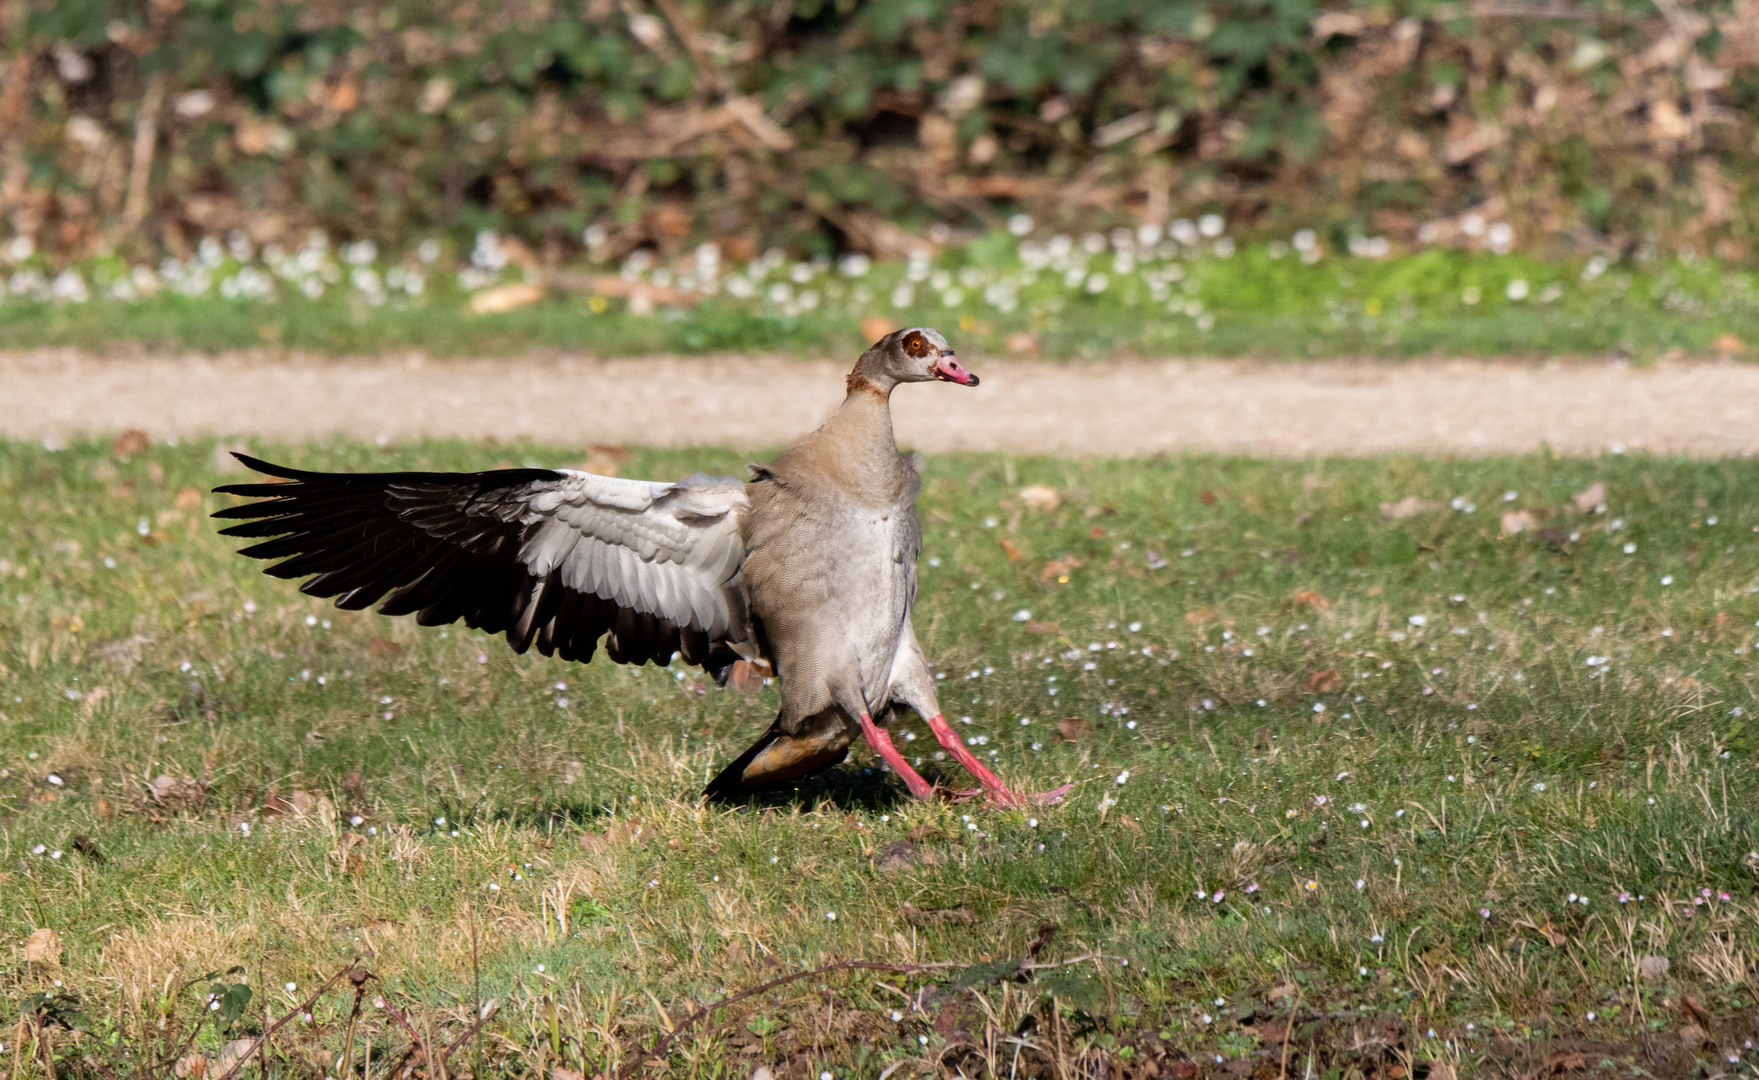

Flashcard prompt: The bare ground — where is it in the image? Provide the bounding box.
[4,347,1756,457]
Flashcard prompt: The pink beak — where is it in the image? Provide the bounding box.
[932,353,979,386]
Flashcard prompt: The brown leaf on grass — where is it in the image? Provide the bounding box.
[1681,993,1710,1026]
[1184,607,1218,625]
[1303,669,1343,693]
[906,823,941,843]
[875,840,942,873]
[1715,332,1746,355]
[1427,1065,1457,1080]
[1678,1023,1708,1048]
[1200,490,1217,505]
[467,282,545,315]
[551,1068,586,1080]
[1056,716,1090,742]
[71,834,105,865]
[1024,620,1062,634]
[1535,918,1568,946]
[1500,510,1536,535]
[1379,495,1437,521]
[1544,1051,1587,1072]
[111,429,149,460]
[1019,484,1061,511]
[174,487,204,510]
[999,538,1023,562]
[1291,589,1329,612]
[1025,923,1058,960]
[875,840,918,873]
[900,902,975,926]
[367,635,403,659]
[1571,481,1607,513]
[23,927,62,964]
[1039,556,1081,582]
[1265,982,1298,1004]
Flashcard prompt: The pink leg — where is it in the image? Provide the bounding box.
[923,713,1072,808]
[857,713,937,801]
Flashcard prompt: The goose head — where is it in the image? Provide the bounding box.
[851,327,978,394]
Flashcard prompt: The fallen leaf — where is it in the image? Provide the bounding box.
[1678,1023,1708,1047]
[367,636,403,659]
[1056,716,1090,742]
[1303,669,1343,693]
[111,429,149,460]
[552,1069,585,1080]
[1019,484,1061,512]
[1184,607,1218,625]
[23,927,62,964]
[1681,993,1710,1026]
[325,80,359,111]
[1004,331,1040,357]
[1500,510,1535,535]
[1715,332,1746,355]
[1571,481,1606,513]
[71,834,105,865]
[874,840,940,873]
[1427,1065,1457,1080]
[174,487,203,511]
[1379,495,1437,521]
[1200,489,1217,505]
[1039,556,1081,582]
[860,316,897,343]
[467,282,545,315]
[999,538,1023,562]
[1544,1051,1586,1072]
[1537,919,1567,946]
[1291,589,1330,612]
[1024,620,1062,634]
[1253,726,1275,750]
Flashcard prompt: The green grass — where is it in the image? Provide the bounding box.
[3,437,1758,1079]
[7,243,1759,360]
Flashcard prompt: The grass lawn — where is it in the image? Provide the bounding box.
[6,239,1759,361]
[1,436,1757,1079]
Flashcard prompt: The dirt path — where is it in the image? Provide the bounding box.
[3,348,1756,457]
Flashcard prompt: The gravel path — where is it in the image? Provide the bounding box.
[4,348,1756,457]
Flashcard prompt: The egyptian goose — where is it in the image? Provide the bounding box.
[214,328,1069,807]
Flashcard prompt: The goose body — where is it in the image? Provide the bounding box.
[214,328,1067,807]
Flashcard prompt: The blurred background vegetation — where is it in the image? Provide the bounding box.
[5,0,1757,268]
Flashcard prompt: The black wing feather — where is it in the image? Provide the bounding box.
[214,453,734,669]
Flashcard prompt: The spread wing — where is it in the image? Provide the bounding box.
[212,454,751,669]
